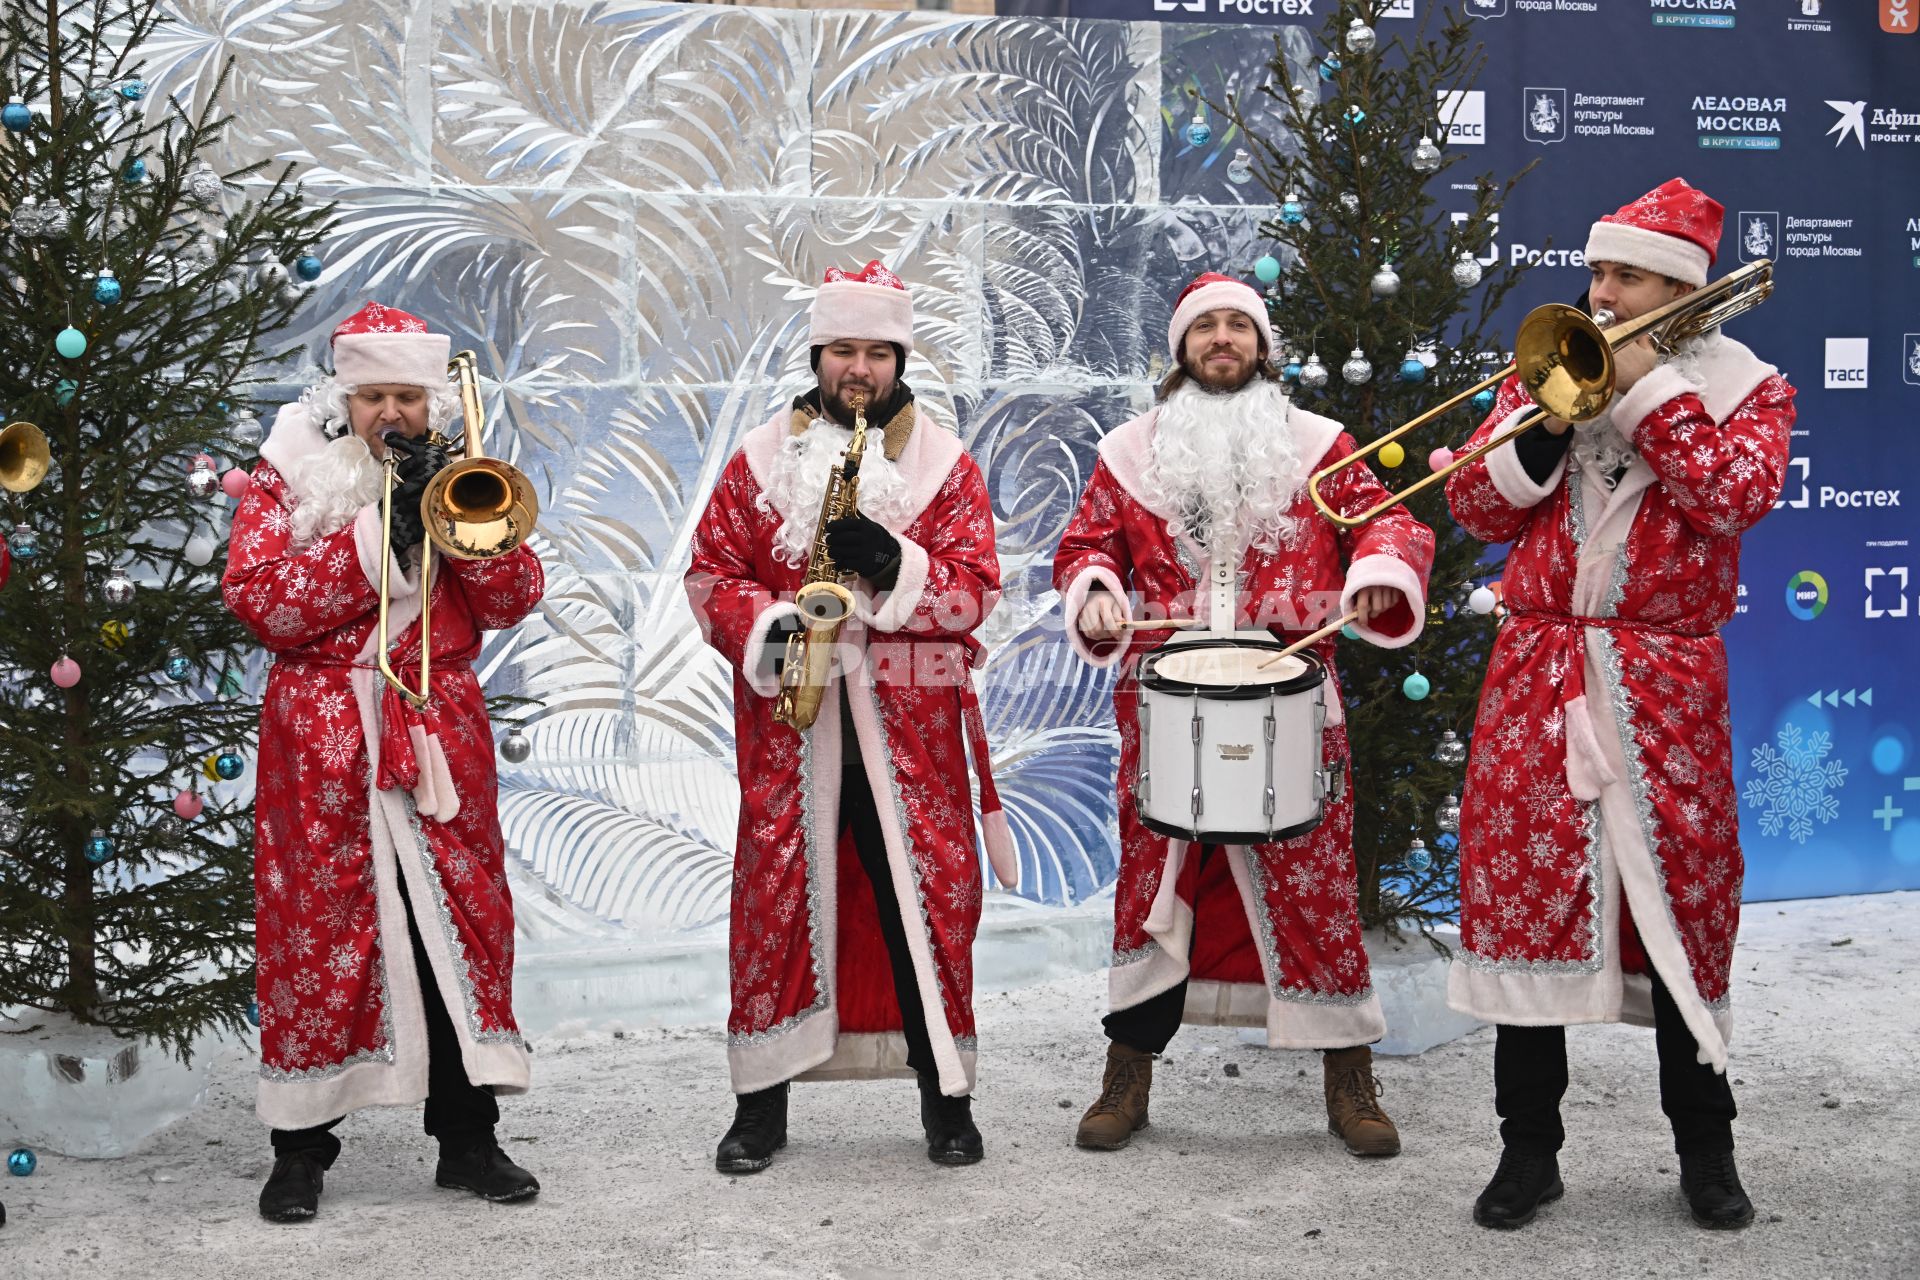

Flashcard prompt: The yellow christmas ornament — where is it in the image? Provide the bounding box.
[100,619,130,650]
[1377,441,1406,469]
[202,753,223,783]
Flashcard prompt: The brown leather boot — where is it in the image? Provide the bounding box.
[1074,1042,1154,1150]
[1323,1045,1401,1157]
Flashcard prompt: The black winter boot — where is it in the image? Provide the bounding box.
[919,1075,984,1166]
[259,1149,333,1223]
[716,1082,789,1174]
[1679,1149,1754,1229]
[435,1137,541,1203]
[1472,1147,1565,1230]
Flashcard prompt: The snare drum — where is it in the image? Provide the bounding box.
[1133,635,1343,844]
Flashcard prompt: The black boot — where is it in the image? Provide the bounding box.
[1679,1149,1754,1229]
[259,1149,332,1223]
[919,1075,984,1166]
[716,1083,789,1174]
[435,1136,541,1203]
[1472,1147,1564,1230]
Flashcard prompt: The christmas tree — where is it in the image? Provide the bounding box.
[1220,2,1538,934]
[0,0,327,1059]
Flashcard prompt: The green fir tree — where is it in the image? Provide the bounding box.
[1221,2,1539,935]
[0,0,327,1058]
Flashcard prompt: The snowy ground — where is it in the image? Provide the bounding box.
[6,892,1916,1280]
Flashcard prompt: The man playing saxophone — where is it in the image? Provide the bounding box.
[684,262,1014,1175]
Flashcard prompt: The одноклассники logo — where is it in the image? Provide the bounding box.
[1524,88,1566,144]
[1825,337,1869,389]
[1738,211,1778,261]
[1884,0,1914,36]
[1786,570,1828,620]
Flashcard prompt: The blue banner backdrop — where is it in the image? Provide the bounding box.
[1004,0,1920,901]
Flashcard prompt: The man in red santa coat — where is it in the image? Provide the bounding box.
[684,262,1016,1173]
[1444,179,1795,1231]
[224,302,545,1221]
[1053,272,1434,1157]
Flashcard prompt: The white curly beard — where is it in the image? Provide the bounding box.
[1145,378,1305,555]
[282,432,385,550]
[759,421,916,566]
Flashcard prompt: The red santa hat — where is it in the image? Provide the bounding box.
[808,261,915,354]
[329,301,451,389]
[1167,271,1275,363]
[1584,178,1724,287]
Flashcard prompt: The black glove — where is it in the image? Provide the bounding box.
[767,612,804,677]
[824,514,900,582]
[384,434,449,553]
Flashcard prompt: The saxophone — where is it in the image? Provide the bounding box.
[773,393,869,731]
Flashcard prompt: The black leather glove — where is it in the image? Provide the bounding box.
[767,612,804,676]
[824,514,900,581]
[384,434,449,553]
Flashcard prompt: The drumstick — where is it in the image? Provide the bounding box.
[1117,618,1205,632]
[1257,608,1363,669]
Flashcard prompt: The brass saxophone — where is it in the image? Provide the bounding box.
[773,393,869,731]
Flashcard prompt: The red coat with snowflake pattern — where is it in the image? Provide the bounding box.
[1443,334,1794,1071]
[684,403,1011,1098]
[224,403,544,1128]
[1052,402,1434,1048]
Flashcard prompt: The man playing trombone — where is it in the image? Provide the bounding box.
[1053,271,1433,1158]
[1444,179,1795,1231]
[224,302,545,1221]
[684,262,1015,1174]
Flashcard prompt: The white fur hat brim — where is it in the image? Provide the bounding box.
[808,280,915,354]
[1584,221,1709,287]
[332,332,451,389]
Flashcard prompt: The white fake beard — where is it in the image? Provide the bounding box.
[1145,377,1305,555]
[759,421,917,566]
[282,433,385,549]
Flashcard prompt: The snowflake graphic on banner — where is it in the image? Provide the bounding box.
[1743,724,1847,843]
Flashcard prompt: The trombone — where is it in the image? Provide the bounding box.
[1308,259,1775,530]
[376,351,540,708]
[0,420,50,493]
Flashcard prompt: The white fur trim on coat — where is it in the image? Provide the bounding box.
[1340,553,1427,650]
[743,600,806,699]
[1611,364,1704,445]
[1482,406,1564,508]
[854,535,929,634]
[1059,562,1129,668]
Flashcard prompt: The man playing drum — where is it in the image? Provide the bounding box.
[1052,271,1434,1156]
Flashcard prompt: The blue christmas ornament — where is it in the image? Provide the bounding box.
[214,750,245,781]
[1343,106,1366,127]
[1341,624,1360,641]
[1470,387,1496,414]
[2,100,30,133]
[294,254,323,282]
[119,80,148,100]
[1253,254,1281,284]
[246,1001,261,1028]
[1319,54,1341,81]
[7,1148,34,1177]
[124,158,146,183]
[85,830,114,864]
[56,327,87,359]
[165,649,192,682]
[1280,198,1305,225]
[1407,842,1432,873]
[1282,360,1303,382]
[1183,113,1212,148]
[1399,358,1427,384]
[93,270,122,305]
[1402,672,1431,701]
[55,378,77,406]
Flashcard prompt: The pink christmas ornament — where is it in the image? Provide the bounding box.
[172,790,204,820]
[190,452,216,473]
[50,655,81,687]
[221,467,249,499]
[1428,447,1455,473]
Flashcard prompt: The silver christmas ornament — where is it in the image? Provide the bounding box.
[186,462,220,499]
[229,408,263,447]
[1340,346,1373,385]
[1451,251,1483,288]
[1370,262,1402,299]
[1339,190,1360,215]
[1298,351,1330,390]
[9,196,44,237]
[1411,134,1443,174]
[500,726,532,764]
[36,201,70,238]
[255,261,290,291]
[101,570,136,607]
[186,161,223,203]
[1345,18,1377,53]
[1436,793,1462,834]
[1435,730,1467,766]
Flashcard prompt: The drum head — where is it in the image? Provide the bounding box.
[1154,647,1305,687]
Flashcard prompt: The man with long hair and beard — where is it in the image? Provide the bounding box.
[684,262,1016,1174]
[224,302,544,1221]
[1053,272,1434,1158]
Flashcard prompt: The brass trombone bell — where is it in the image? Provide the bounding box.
[1307,259,1775,530]
[0,420,51,493]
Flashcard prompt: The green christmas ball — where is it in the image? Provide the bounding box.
[56,327,88,358]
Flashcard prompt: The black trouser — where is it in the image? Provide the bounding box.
[1494,965,1737,1157]
[842,754,936,1081]
[270,875,499,1161]
[1100,845,1362,1058]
